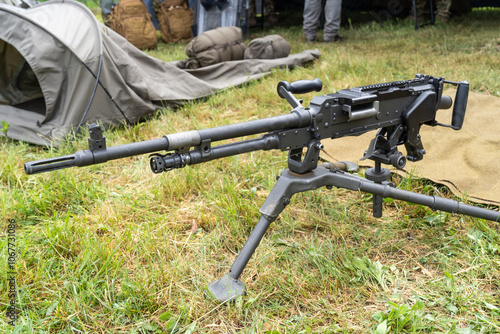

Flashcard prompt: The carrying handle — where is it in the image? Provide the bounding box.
[277,78,323,98]
[277,78,323,109]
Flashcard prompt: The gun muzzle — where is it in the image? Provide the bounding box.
[24,150,94,174]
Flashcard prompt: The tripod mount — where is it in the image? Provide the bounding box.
[206,81,499,302]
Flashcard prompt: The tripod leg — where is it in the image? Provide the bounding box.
[206,214,275,302]
[365,162,391,218]
[207,168,329,302]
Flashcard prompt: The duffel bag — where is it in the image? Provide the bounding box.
[184,26,246,68]
[244,34,291,60]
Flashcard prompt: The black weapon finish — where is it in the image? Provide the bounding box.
[25,74,499,302]
[25,74,463,175]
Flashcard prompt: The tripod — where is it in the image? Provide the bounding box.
[207,152,500,302]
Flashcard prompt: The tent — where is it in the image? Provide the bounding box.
[0,0,320,145]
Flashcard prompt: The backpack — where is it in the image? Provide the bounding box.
[157,0,193,43]
[183,26,246,69]
[244,35,291,60]
[109,0,158,50]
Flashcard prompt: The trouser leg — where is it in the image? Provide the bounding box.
[264,0,274,15]
[100,0,114,27]
[436,0,452,22]
[303,0,322,41]
[323,0,342,42]
[248,0,255,17]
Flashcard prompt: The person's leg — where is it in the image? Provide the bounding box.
[249,0,257,27]
[143,0,158,30]
[100,0,114,27]
[436,0,452,22]
[264,0,278,25]
[303,0,322,42]
[323,0,342,42]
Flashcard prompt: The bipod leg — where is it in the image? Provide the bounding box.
[207,167,336,302]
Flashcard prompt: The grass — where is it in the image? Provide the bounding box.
[1,7,500,334]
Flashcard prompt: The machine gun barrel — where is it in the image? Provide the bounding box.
[24,111,311,175]
[24,137,169,174]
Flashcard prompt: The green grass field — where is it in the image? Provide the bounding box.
[1,7,500,334]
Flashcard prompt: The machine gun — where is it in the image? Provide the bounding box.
[25,74,499,302]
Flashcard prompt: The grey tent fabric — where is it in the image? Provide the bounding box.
[0,0,320,146]
[0,0,36,8]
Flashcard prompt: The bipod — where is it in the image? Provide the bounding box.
[206,163,500,303]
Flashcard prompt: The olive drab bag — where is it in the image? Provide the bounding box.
[109,0,158,50]
[157,0,193,43]
[183,26,246,69]
[244,35,291,60]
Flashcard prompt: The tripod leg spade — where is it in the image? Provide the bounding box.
[206,214,275,302]
[206,170,309,302]
[206,167,346,302]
